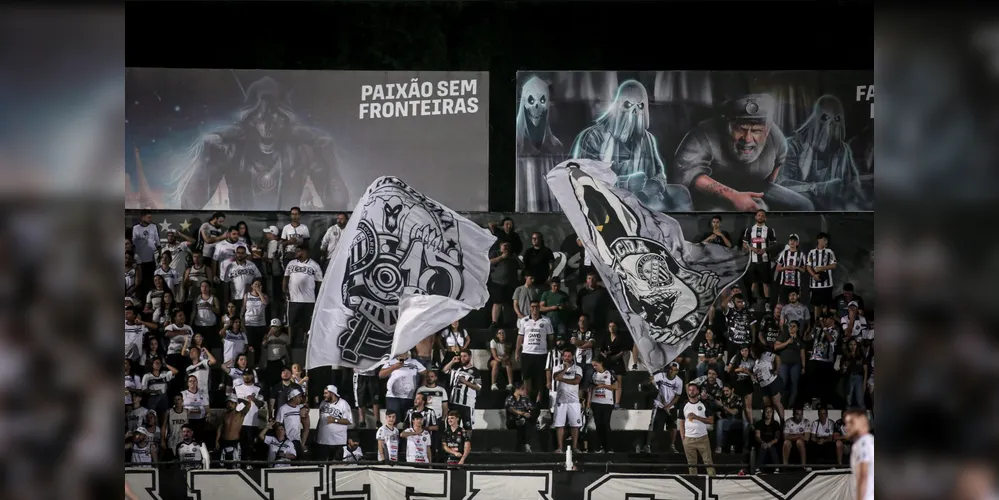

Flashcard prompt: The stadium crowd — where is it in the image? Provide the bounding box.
[124,208,873,475]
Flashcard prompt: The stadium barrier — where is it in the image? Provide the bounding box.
[126,462,852,500]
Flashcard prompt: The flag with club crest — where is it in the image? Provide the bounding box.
[546,159,749,373]
[306,176,494,371]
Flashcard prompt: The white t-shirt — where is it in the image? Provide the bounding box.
[186,360,211,394]
[162,241,191,273]
[127,407,149,432]
[682,400,709,438]
[517,316,553,355]
[212,239,248,269]
[552,363,583,404]
[277,403,305,441]
[193,296,216,326]
[653,372,683,409]
[441,328,469,349]
[404,428,432,463]
[182,389,208,420]
[317,398,353,446]
[221,330,247,364]
[163,323,193,355]
[243,294,267,327]
[285,259,323,303]
[783,417,811,436]
[489,339,506,358]
[851,434,875,500]
[321,225,343,255]
[590,369,616,405]
[266,239,282,275]
[376,425,400,461]
[840,315,869,339]
[281,223,311,254]
[125,322,148,361]
[199,222,224,258]
[132,223,160,263]
[154,266,180,292]
[811,418,835,438]
[141,370,174,397]
[234,384,261,427]
[342,445,364,463]
[223,261,261,300]
[264,436,296,467]
[383,359,425,400]
[753,351,779,386]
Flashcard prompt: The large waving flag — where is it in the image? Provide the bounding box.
[546,160,749,373]
[306,176,495,371]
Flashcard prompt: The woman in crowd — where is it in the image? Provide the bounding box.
[599,321,632,377]
[219,317,248,365]
[727,345,757,423]
[695,329,724,378]
[839,338,868,409]
[125,359,141,411]
[752,344,785,424]
[152,290,177,327]
[141,356,178,420]
[489,328,514,390]
[144,275,167,316]
[587,355,619,453]
[191,281,220,348]
[182,374,209,444]
[184,345,216,396]
[437,320,470,368]
[242,278,269,364]
[140,336,165,372]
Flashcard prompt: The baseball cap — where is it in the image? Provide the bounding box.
[135,427,152,437]
[848,301,859,308]
[264,225,279,235]
[167,228,177,234]
[270,318,282,327]
[288,388,303,399]
[325,384,339,397]
[788,233,799,241]
[227,394,239,403]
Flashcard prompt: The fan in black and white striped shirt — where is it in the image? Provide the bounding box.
[774,234,807,302]
[445,350,481,431]
[806,232,838,316]
[544,346,564,412]
[742,209,777,307]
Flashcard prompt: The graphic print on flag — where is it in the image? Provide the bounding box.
[546,160,749,372]
[307,176,494,371]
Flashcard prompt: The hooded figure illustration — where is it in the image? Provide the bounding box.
[778,95,866,210]
[173,76,350,211]
[515,76,565,212]
[570,80,691,212]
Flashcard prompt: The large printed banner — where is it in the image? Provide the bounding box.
[126,465,853,500]
[126,69,489,211]
[515,71,873,213]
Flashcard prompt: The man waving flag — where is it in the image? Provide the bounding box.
[546,160,748,373]
[307,176,494,371]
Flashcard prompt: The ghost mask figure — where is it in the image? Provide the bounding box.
[521,77,550,128]
[381,195,404,234]
[606,80,650,144]
[806,95,846,153]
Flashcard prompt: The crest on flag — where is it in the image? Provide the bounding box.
[547,160,748,371]
[308,177,493,371]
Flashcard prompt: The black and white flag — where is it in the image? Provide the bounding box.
[546,160,748,372]
[306,176,494,371]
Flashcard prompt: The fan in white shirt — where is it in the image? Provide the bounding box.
[400,414,433,463]
[281,211,311,256]
[223,247,261,302]
[212,228,249,277]
[844,409,874,500]
[376,411,401,462]
[276,389,310,446]
[320,214,348,262]
[316,385,354,460]
[258,421,297,467]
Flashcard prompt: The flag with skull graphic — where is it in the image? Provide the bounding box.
[306,176,495,371]
[546,159,749,372]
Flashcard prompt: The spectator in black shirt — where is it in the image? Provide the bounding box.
[504,382,535,452]
[832,283,865,319]
[598,322,632,376]
[487,241,523,326]
[442,410,471,464]
[522,232,555,284]
[753,304,782,350]
[715,386,746,453]
[487,217,523,256]
[753,406,782,472]
[697,215,735,248]
[575,272,611,333]
[774,320,806,409]
[721,294,753,350]
[268,367,303,419]
[695,330,724,378]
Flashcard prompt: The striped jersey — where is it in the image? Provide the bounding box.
[448,365,480,408]
[775,248,806,287]
[404,406,439,430]
[806,248,837,288]
[544,348,562,392]
[743,224,777,263]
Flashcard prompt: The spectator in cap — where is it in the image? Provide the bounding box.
[125,427,158,466]
[670,93,815,211]
[316,384,353,461]
[275,387,309,459]
[261,319,291,386]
